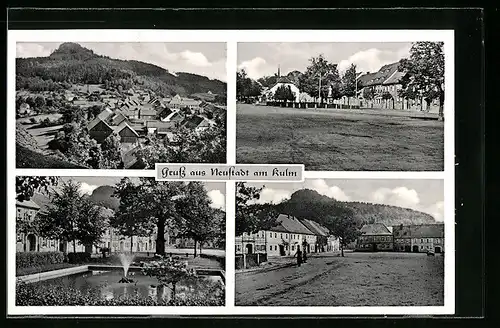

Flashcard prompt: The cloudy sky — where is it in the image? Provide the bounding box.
[56,177,226,210]
[16,42,227,82]
[245,179,444,222]
[238,42,412,80]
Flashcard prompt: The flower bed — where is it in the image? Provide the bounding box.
[16,281,225,306]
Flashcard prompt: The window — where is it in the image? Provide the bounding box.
[269,232,272,238]
[269,245,272,251]
[285,234,288,239]
[280,233,283,239]
[275,245,277,251]
[420,239,423,243]
[275,233,277,238]
[292,245,295,251]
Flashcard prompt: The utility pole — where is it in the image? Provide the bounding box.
[318,74,322,104]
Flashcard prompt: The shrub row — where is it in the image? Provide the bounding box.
[16,251,66,269]
[67,252,91,264]
[16,282,225,306]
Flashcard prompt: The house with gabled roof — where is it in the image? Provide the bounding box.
[236,213,330,257]
[168,94,202,110]
[265,75,301,103]
[87,109,115,143]
[392,223,444,253]
[356,223,394,252]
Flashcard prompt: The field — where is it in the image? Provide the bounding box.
[236,104,444,171]
[236,252,444,306]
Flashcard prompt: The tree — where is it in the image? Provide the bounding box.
[100,133,123,169]
[112,178,185,256]
[362,87,375,100]
[341,64,357,104]
[174,182,224,257]
[112,178,155,253]
[398,41,445,119]
[142,256,197,299]
[299,54,341,102]
[319,205,362,257]
[235,182,279,236]
[36,180,108,253]
[16,176,59,202]
[257,75,278,88]
[274,85,295,102]
[236,69,251,101]
[34,95,46,108]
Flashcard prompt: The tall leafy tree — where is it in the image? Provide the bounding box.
[319,206,362,257]
[100,133,123,169]
[112,178,156,253]
[16,176,59,201]
[113,178,184,256]
[174,182,224,257]
[36,179,108,253]
[235,182,279,236]
[398,41,445,119]
[299,54,341,102]
[341,64,357,104]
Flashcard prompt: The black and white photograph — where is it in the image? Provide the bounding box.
[15,42,227,169]
[15,176,226,306]
[235,179,445,306]
[236,42,446,171]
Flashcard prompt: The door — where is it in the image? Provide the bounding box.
[27,234,36,252]
[435,246,442,253]
[372,243,377,252]
[245,244,253,254]
[405,245,411,252]
[413,245,419,252]
[278,245,285,256]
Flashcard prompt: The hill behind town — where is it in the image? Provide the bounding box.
[16,42,226,97]
[278,189,436,228]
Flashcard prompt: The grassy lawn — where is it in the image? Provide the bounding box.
[236,104,444,171]
[16,262,78,277]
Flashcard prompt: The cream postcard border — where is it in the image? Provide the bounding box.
[7,29,454,316]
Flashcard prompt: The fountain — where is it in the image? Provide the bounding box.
[118,253,135,283]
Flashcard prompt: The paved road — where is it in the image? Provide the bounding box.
[235,252,444,306]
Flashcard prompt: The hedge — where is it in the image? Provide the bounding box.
[16,251,66,269]
[16,282,225,306]
[67,252,91,264]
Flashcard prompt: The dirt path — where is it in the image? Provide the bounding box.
[236,252,444,306]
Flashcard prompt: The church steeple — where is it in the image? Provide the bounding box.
[277,65,281,78]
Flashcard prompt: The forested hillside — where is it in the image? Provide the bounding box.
[277,189,436,227]
[16,42,226,96]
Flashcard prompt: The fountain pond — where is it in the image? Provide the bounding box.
[33,268,224,302]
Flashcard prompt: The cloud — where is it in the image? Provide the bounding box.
[207,190,225,209]
[238,57,269,80]
[16,43,56,58]
[371,187,420,209]
[337,45,411,75]
[79,182,99,195]
[424,201,445,221]
[256,187,291,205]
[179,50,211,67]
[303,179,351,201]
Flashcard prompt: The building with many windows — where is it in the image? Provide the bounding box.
[235,214,338,256]
[392,223,444,253]
[16,195,170,255]
[356,223,394,251]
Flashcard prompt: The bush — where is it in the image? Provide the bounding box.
[29,117,37,124]
[16,251,66,269]
[16,282,225,306]
[67,252,91,264]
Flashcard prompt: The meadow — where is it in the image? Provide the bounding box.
[236,104,444,171]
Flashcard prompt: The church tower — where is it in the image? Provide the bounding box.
[277,65,281,78]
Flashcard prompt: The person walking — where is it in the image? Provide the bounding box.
[295,245,302,267]
[302,248,307,263]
